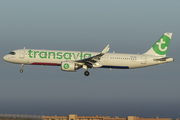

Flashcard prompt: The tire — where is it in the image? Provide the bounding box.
[20,69,23,73]
[84,71,90,76]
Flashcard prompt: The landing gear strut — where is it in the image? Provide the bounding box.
[84,71,90,76]
[20,64,24,73]
[83,65,90,76]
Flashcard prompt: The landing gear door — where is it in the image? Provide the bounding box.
[19,50,25,59]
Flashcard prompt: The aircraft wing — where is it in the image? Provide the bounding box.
[75,45,110,68]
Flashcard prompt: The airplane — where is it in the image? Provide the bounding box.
[3,32,174,76]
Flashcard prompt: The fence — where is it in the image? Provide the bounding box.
[0,113,42,119]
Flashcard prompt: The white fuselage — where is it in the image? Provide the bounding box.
[3,49,174,69]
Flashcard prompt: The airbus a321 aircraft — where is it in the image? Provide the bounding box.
[3,32,174,76]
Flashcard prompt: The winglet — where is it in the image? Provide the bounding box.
[101,45,110,54]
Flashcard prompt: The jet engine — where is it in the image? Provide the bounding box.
[61,62,81,71]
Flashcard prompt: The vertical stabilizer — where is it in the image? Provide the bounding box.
[144,32,173,57]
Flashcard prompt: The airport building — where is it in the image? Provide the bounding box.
[43,114,179,120]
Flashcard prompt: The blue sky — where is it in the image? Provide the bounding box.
[0,0,180,119]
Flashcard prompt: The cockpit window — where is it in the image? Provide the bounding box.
[8,52,16,55]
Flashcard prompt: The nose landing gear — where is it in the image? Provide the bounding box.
[20,64,24,73]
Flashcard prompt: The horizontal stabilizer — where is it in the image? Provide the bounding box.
[154,57,174,62]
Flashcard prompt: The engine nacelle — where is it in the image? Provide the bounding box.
[61,62,79,72]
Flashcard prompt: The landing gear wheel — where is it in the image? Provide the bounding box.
[84,71,90,76]
[20,69,23,73]
[20,64,24,73]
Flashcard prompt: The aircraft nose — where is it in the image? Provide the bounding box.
[3,55,8,61]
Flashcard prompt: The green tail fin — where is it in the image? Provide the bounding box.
[144,32,173,56]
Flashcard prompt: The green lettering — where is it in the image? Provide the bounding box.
[28,50,33,58]
[64,52,71,60]
[34,51,39,58]
[84,53,91,59]
[56,52,63,59]
[72,53,80,60]
[80,52,83,59]
[48,52,55,59]
[33,51,91,60]
[39,51,47,59]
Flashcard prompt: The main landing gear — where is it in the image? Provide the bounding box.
[20,64,24,73]
[83,65,90,76]
[84,71,90,76]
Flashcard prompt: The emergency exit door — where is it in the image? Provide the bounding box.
[19,50,25,59]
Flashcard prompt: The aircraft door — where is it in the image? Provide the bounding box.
[104,56,108,62]
[141,56,146,64]
[19,50,25,59]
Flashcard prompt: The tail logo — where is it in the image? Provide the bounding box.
[156,38,167,52]
[153,35,170,55]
